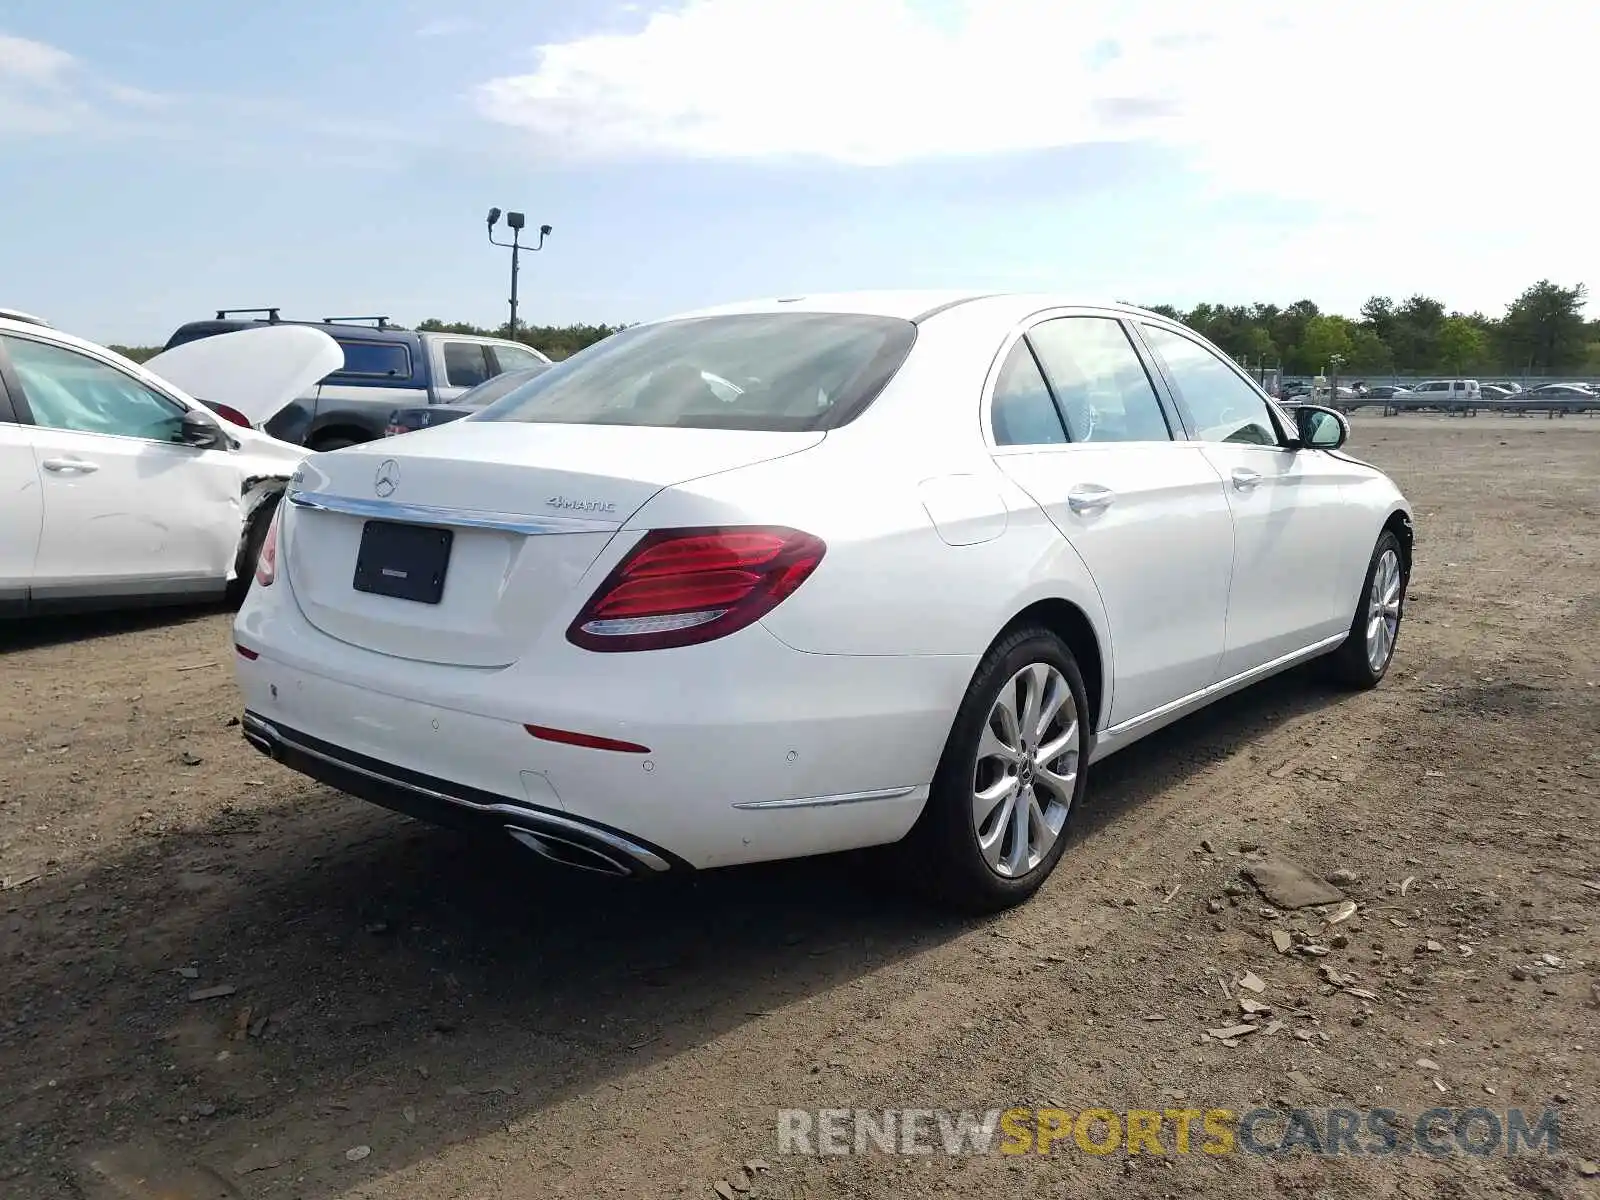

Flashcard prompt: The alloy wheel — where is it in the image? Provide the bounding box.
[971,663,1078,878]
[1366,547,1402,672]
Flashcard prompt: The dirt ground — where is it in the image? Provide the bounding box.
[2,414,1597,1200]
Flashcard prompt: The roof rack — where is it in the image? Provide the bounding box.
[322,315,393,329]
[0,307,50,327]
[215,307,282,322]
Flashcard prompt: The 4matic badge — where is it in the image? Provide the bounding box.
[546,496,617,515]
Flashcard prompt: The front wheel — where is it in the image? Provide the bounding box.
[905,626,1091,913]
[1325,530,1406,689]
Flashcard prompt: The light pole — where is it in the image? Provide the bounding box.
[486,208,551,339]
[1328,353,1345,410]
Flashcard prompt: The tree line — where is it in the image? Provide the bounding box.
[1136,280,1593,378]
[107,280,1593,377]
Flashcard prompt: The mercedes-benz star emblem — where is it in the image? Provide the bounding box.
[374,459,400,498]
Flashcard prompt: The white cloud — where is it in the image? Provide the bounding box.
[475,0,1597,176]
[473,0,1600,308]
[0,31,167,136]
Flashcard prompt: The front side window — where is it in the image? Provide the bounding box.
[1140,324,1279,446]
[1026,317,1172,443]
[478,313,916,432]
[3,334,186,441]
[443,341,492,388]
[990,339,1066,446]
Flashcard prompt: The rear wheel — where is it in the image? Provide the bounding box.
[904,626,1090,913]
[1325,530,1405,689]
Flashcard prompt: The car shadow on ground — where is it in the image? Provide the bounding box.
[0,602,231,654]
[0,666,1344,1197]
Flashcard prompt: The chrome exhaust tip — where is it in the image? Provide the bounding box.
[505,826,636,877]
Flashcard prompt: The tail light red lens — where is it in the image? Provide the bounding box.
[567,526,825,652]
[254,505,282,587]
[211,403,253,428]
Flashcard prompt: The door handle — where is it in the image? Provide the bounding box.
[1230,468,1261,491]
[1067,486,1116,514]
[41,457,100,474]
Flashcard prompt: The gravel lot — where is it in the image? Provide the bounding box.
[2,415,1597,1199]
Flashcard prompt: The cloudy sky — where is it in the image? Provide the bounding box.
[1,0,1592,344]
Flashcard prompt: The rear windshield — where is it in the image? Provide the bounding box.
[475,313,917,432]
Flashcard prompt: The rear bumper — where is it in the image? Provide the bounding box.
[241,712,682,875]
[234,592,976,869]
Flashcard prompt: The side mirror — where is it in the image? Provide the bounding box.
[1294,404,1348,450]
[179,407,227,450]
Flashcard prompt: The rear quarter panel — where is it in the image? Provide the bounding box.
[624,430,1110,664]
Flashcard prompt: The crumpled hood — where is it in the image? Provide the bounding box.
[143,325,344,427]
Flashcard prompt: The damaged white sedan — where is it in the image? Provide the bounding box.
[0,310,337,616]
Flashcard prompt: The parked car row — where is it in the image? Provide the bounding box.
[1274,377,1598,415]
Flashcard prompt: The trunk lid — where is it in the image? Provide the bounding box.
[144,325,344,427]
[281,420,824,667]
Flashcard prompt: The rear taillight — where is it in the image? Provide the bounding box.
[211,403,253,428]
[254,505,281,587]
[566,526,825,652]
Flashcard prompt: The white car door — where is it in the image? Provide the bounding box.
[0,331,241,601]
[0,379,43,609]
[1136,322,1360,679]
[988,314,1235,726]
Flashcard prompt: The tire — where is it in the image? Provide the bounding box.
[228,495,280,607]
[901,626,1092,914]
[1324,530,1406,689]
[312,436,360,452]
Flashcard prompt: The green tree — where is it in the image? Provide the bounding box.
[1298,315,1356,375]
[1497,280,1588,372]
[1388,295,1447,370]
[1358,296,1396,344]
[1346,328,1392,373]
[1438,316,1486,373]
[108,344,160,363]
[416,317,628,360]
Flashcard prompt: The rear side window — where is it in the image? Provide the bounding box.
[333,340,411,379]
[443,341,492,388]
[990,340,1066,446]
[477,313,916,432]
[1026,317,1171,443]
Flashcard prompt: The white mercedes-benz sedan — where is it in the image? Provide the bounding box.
[234,291,1413,911]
